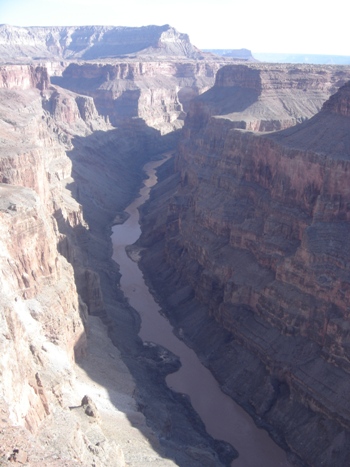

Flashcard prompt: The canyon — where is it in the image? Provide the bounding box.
[139,66,350,466]
[1,24,350,467]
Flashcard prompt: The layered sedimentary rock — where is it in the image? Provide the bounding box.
[0,64,130,465]
[0,64,158,466]
[4,40,350,467]
[56,61,347,136]
[52,60,226,133]
[0,61,236,466]
[0,24,204,62]
[0,24,237,135]
[139,67,350,466]
[189,63,350,131]
[0,64,49,89]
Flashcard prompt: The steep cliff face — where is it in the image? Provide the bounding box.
[59,61,341,137]
[0,64,49,90]
[52,60,225,133]
[187,63,350,131]
[0,62,236,466]
[139,72,350,465]
[0,65,142,466]
[0,24,204,62]
[0,66,91,462]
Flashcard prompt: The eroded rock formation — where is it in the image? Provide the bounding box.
[0,63,137,465]
[51,60,226,133]
[3,38,350,467]
[139,67,350,466]
[0,24,204,62]
[188,63,350,131]
[0,63,148,465]
[0,60,235,466]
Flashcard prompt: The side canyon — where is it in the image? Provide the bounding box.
[1,25,350,467]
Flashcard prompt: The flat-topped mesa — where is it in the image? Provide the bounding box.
[214,64,262,90]
[186,63,350,132]
[0,23,204,62]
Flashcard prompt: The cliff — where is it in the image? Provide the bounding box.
[53,61,350,136]
[3,41,350,466]
[0,65,84,460]
[0,65,150,465]
[0,24,204,62]
[139,69,350,466]
[0,63,236,466]
[187,63,350,131]
[52,60,226,133]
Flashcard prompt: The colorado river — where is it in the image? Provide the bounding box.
[111,155,291,467]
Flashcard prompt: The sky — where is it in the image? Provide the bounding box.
[1,0,349,56]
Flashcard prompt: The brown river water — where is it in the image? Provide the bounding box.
[111,156,291,467]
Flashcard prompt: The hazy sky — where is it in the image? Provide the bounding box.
[1,0,348,55]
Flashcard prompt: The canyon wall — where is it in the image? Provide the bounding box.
[54,61,350,135]
[0,64,162,466]
[0,24,204,62]
[3,42,350,467]
[0,62,236,466]
[139,66,350,466]
[0,64,106,463]
[52,60,225,133]
[188,63,350,131]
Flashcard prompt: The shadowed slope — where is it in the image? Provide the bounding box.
[187,64,350,131]
[270,81,350,158]
[138,72,350,467]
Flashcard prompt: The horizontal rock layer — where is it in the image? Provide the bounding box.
[0,24,204,62]
[139,72,350,465]
[0,65,137,466]
[52,60,226,133]
[0,62,239,466]
[0,64,49,90]
[187,63,350,131]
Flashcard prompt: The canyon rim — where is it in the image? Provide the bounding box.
[1,23,350,467]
